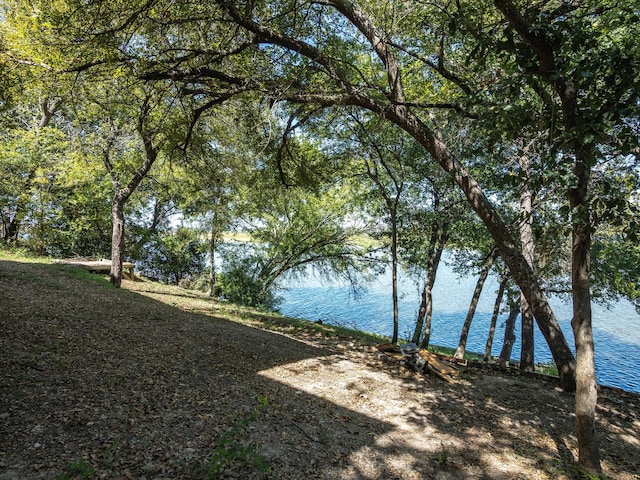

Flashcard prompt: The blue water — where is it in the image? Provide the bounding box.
[278,264,640,394]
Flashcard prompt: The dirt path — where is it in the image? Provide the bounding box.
[1,259,639,479]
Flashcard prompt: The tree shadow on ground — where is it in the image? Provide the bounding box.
[0,259,638,479]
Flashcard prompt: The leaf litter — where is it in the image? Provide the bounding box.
[1,259,639,479]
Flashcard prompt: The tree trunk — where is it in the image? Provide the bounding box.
[110,195,125,287]
[520,295,534,369]
[208,211,218,296]
[519,154,535,372]
[570,148,601,475]
[499,298,520,364]
[485,273,509,361]
[413,224,447,348]
[417,239,446,349]
[390,210,399,344]
[393,108,575,390]
[455,247,499,359]
[103,98,159,288]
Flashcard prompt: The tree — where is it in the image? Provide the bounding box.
[517,147,536,373]
[137,227,207,285]
[489,2,639,471]
[224,180,374,308]
[336,113,408,344]
[484,272,510,362]
[406,179,466,349]
[97,89,164,287]
[410,197,450,349]
[454,246,499,359]
[499,291,521,364]
[177,101,264,297]
[0,99,62,244]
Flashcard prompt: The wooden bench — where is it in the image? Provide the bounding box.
[57,259,136,281]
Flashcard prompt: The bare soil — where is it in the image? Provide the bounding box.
[1,258,639,480]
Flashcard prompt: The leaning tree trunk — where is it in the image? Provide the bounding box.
[455,247,499,359]
[413,226,447,348]
[223,0,577,392]
[485,273,509,361]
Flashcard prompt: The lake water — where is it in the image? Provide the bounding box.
[278,262,640,394]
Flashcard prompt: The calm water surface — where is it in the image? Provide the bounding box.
[279,263,640,394]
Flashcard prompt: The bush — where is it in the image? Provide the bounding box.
[216,244,281,310]
[137,228,206,284]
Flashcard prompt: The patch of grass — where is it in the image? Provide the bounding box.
[55,460,95,480]
[222,231,252,242]
[53,263,111,286]
[103,436,121,469]
[535,362,559,376]
[434,442,450,468]
[0,245,48,262]
[205,396,274,479]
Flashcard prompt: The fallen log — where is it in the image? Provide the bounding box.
[376,343,458,383]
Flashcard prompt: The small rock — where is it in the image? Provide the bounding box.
[30,425,44,434]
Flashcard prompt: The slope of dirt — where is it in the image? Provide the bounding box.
[1,258,639,480]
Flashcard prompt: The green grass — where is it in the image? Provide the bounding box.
[205,396,273,479]
[55,460,95,480]
[0,246,52,263]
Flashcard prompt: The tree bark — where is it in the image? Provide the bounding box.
[390,208,399,344]
[414,226,447,349]
[455,247,499,359]
[499,297,520,363]
[570,147,601,475]
[519,154,535,372]
[485,273,509,361]
[110,195,126,287]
